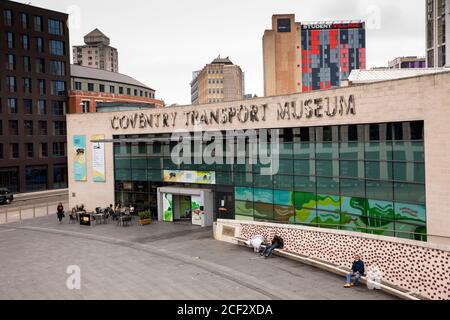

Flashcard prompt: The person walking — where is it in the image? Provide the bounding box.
[56,202,65,224]
[344,255,365,288]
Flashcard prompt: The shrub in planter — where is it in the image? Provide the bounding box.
[138,210,152,225]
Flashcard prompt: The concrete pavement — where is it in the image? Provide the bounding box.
[0,215,396,300]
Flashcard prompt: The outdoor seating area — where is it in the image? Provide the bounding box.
[69,203,142,227]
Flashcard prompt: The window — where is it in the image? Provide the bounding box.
[38,79,46,95]
[37,100,46,115]
[52,142,65,157]
[36,58,45,73]
[277,18,291,32]
[38,121,47,135]
[4,10,13,26]
[25,166,47,192]
[0,144,3,160]
[53,165,67,189]
[34,16,43,31]
[99,84,105,92]
[8,98,17,114]
[9,120,18,135]
[23,99,32,114]
[74,82,82,90]
[23,78,32,93]
[26,143,33,158]
[134,89,138,96]
[6,76,16,92]
[53,121,66,136]
[21,34,29,49]
[51,81,66,95]
[20,13,28,29]
[140,90,143,97]
[49,40,64,56]
[36,37,44,52]
[23,56,31,72]
[10,144,19,159]
[82,101,90,113]
[6,32,14,48]
[88,83,94,91]
[51,101,66,115]
[48,19,63,35]
[119,87,124,94]
[49,60,65,76]
[6,54,15,70]
[110,86,115,94]
[24,120,33,135]
[40,143,48,158]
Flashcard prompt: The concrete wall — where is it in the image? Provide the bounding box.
[67,71,450,244]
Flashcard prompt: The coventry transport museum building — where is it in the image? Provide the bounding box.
[67,71,450,246]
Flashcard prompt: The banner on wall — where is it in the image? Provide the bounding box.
[163,193,173,222]
[191,196,204,227]
[73,135,87,181]
[163,170,216,185]
[91,134,106,182]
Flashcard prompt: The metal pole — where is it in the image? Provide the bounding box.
[19,207,22,222]
[33,206,36,219]
[5,209,7,224]
[46,203,49,216]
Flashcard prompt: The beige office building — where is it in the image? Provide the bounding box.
[73,29,119,73]
[263,14,302,97]
[191,56,244,105]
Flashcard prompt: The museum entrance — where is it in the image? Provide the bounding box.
[157,186,214,227]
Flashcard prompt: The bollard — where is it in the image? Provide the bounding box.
[5,209,7,224]
[33,206,36,219]
[46,203,49,216]
[19,207,22,222]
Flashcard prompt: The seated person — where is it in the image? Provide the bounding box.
[261,235,284,258]
[344,255,365,288]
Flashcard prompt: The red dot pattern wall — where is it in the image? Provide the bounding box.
[240,223,450,300]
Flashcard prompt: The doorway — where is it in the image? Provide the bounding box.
[175,195,192,221]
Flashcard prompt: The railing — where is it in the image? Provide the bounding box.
[0,200,69,225]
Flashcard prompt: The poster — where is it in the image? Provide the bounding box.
[73,135,87,181]
[163,193,173,222]
[163,170,215,185]
[191,196,204,226]
[92,134,106,182]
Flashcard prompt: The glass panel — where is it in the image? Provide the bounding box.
[279,143,293,159]
[366,161,393,180]
[317,177,339,195]
[365,142,393,161]
[274,189,293,206]
[235,200,253,217]
[393,142,422,161]
[395,223,427,241]
[366,180,393,201]
[131,169,147,181]
[294,159,315,176]
[294,175,316,193]
[411,141,424,162]
[293,192,316,209]
[340,179,365,198]
[316,142,338,159]
[316,160,336,177]
[317,210,340,226]
[274,205,295,223]
[316,194,340,212]
[393,162,425,183]
[253,174,273,188]
[340,213,368,233]
[277,159,294,174]
[115,158,131,169]
[340,160,363,178]
[295,208,317,225]
[115,169,131,180]
[253,188,273,203]
[340,142,364,160]
[235,187,253,201]
[394,182,425,203]
[366,221,395,237]
[293,143,315,159]
[147,169,162,181]
[234,171,253,187]
[216,171,233,185]
[273,175,294,190]
[254,202,274,221]
[341,197,366,216]
[367,199,394,220]
[394,202,426,225]
[131,158,147,169]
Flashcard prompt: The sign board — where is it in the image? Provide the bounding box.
[73,135,87,181]
[91,134,106,182]
[163,170,216,185]
[79,213,91,226]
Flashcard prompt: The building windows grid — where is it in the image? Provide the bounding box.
[113,121,426,241]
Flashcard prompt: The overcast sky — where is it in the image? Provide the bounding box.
[25,0,425,105]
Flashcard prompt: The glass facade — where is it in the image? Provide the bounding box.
[113,121,426,241]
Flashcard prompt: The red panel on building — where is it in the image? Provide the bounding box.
[311,30,321,55]
[329,29,339,50]
[340,44,349,73]
[359,47,366,70]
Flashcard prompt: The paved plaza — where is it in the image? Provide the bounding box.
[0,215,396,300]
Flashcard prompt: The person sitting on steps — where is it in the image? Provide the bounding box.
[344,255,365,288]
[260,235,284,258]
